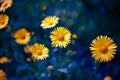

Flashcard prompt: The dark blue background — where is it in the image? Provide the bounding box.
[0,0,120,80]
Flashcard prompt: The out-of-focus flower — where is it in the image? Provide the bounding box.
[0,69,7,80]
[0,14,9,29]
[0,0,13,12]
[31,32,35,36]
[41,16,59,29]
[26,57,31,62]
[72,33,78,40]
[46,65,54,77]
[90,36,117,63]
[104,76,112,80]
[29,43,49,61]
[24,45,31,53]
[13,28,31,45]
[42,6,47,12]
[50,27,71,48]
[0,56,8,64]
[47,65,54,71]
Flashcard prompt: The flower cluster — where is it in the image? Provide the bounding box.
[12,16,71,61]
[0,1,13,79]
[0,0,119,80]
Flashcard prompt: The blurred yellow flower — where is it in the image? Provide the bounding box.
[29,43,49,61]
[0,14,9,29]
[13,28,31,45]
[104,76,112,80]
[72,33,78,40]
[24,45,31,53]
[90,36,117,63]
[0,56,8,64]
[50,27,71,48]
[0,0,13,12]
[41,16,59,28]
[0,69,7,80]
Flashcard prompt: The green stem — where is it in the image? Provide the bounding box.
[94,61,99,80]
[59,48,63,68]
[57,48,63,79]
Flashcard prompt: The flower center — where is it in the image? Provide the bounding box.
[58,34,64,41]
[20,35,26,39]
[49,22,53,26]
[3,3,8,8]
[1,21,5,25]
[99,45,108,53]
[36,50,42,55]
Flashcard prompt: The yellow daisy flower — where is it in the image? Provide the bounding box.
[0,69,7,80]
[13,28,31,45]
[0,0,13,12]
[29,43,49,61]
[0,14,9,29]
[90,36,117,63]
[50,27,71,48]
[40,16,59,28]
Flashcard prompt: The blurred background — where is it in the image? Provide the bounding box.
[0,0,120,80]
